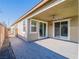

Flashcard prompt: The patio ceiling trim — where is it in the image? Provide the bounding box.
[24,0,65,20]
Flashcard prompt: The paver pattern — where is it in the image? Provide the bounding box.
[10,37,68,59]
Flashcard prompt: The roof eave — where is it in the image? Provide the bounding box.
[11,0,49,26]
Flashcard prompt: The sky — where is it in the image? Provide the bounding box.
[0,0,41,26]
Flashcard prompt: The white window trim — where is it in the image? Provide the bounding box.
[53,19,70,40]
[30,19,37,33]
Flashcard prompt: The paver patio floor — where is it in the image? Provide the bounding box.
[9,37,78,59]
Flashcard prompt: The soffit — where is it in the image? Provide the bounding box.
[32,0,78,21]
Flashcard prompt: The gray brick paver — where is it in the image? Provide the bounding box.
[9,37,68,59]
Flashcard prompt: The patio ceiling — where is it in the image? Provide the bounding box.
[32,0,78,21]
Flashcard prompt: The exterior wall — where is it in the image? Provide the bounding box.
[27,17,78,43]
[48,21,53,38]
[48,16,78,43]
[78,18,79,43]
[10,17,78,43]
[10,25,16,37]
[70,16,78,43]
[17,19,28,41]
[27,19,38,41]
[17,21,25,36]
[10,16,78,43]
[27,19,48,41]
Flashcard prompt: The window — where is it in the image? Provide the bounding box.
[30,20,37,32]
[23,20,26,32]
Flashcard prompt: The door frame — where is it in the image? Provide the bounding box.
[53,19,70,40]
[38,21,48,39]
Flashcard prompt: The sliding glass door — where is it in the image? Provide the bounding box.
[55,22,60,37]
[54,20,69,39]
[39,22,47,38]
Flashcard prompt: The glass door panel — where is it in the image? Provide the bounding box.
[39,22,46,37]
[44,23,46,37]
[54,22,60,37]
[39,22,43,37]
[61,21,68,37]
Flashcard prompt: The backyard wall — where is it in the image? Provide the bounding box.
[0,23,8,50]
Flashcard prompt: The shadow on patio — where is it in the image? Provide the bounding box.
[0,38,16,59]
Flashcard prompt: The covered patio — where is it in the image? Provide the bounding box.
[29,0,78,42]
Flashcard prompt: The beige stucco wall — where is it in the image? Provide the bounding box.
[27,19,38,41]
[48,21,53,38]
[27,33,38,41]
[78,18,79,43]
[70,16,78,43]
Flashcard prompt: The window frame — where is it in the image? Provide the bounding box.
[30,19,37,33]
